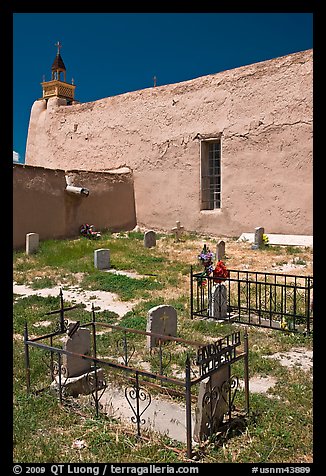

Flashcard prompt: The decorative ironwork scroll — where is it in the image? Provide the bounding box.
[220,375,239,418]
[202,375,240,436]
[203,384,221,436]
[116,334,135,366]
[125,372,151,436]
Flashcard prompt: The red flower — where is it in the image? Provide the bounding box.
[213,260,229,283]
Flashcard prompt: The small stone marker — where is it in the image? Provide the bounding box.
[171,221,184,242]
[62,324,91,377]
[144,230,156,248]
[26,233,39,255]
[216,240,225,261]
[209,283,228,319]
[193,365,230,442]
[146,305,177,348]
[252,227,264,249]
[94,248,110,269]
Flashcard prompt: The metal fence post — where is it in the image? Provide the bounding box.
[24,322,31,394]
[190,266,193,319]
[243,330,250,414]
[185,354,193,459]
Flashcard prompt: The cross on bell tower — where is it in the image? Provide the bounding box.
[52,41,66,81]
[41,41,76,103]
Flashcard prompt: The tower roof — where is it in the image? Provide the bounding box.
[51,53,66,71]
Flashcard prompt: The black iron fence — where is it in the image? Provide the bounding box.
[23,291,250,458]
[190,268,313,334]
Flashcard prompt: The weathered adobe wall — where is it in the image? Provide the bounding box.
[25,49,313,236]
[13,164,136,249]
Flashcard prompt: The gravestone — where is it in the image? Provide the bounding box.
[144,230,156,248]
[193,365,230,442]
[94,248,110,269]
[26,233,39,255]
[209,283,228,319]
[252,227,264,249]
[146,305,177,348]
[62,324,91,377]
[216,240,225,261]
[171,221,184,241]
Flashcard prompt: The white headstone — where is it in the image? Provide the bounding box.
[144,230,156,248]
[146,305,177,348]
[94,248,110,269]
[26,233,39,255]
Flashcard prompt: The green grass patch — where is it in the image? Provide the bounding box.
[82,272,162,300]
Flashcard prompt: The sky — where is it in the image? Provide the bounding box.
[13,12,313,163]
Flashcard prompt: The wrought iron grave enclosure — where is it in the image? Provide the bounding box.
[190,268,313,333]
[23,291,249,458]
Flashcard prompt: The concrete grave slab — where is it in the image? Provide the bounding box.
[238,233,313,248]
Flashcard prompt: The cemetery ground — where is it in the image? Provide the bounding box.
[13,231,313,463]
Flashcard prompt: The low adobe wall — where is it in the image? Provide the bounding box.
[13,164,136,249]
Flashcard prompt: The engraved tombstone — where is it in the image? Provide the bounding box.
[146,305,177,348]
[144,230,156,248]
[26,233,39,255]
[94,248,110,270]
[62,324,92,377]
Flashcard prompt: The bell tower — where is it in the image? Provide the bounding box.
[41,42,76,104]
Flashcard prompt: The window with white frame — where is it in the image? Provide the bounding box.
[200,139,221,210]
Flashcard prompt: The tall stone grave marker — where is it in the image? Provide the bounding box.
[193,365,230,442]
[94,248,110,269]
[144,230,156,248]
[216,240,225,261]
[209,283,228,319]
[26,233,39,255]
[146,305,177,348]
[252,226,264,249]
[62,324,92,377]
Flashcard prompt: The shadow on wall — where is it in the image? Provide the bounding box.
[13,164,136,249]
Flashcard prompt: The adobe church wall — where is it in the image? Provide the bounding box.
[25,49,312,236]
[13,164,136,249]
